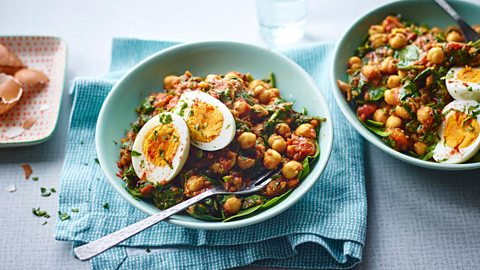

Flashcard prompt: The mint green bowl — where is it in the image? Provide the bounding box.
[96,41,333,230]
[332,0,480,170]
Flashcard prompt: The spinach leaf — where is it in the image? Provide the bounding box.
[396,45,422,70]
[298,142,320,180]
[367,87,386,101]
[361,120,391,137]
[367,120,384,127]
[260,189,293,209]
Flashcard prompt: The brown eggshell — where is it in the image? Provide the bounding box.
[0,44,24,75]
[14,68,49,92]
[0,73,23,115]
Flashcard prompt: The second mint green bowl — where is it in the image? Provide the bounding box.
[332,0,480,170]
[96,41,333,230]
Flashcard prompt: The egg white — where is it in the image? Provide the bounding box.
[445,67,480,101]
[131,112,190,184]
[173,91,236,151]
[433,100,480,163]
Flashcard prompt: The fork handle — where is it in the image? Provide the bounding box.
[73,189,216,261]
[434,0,480,42]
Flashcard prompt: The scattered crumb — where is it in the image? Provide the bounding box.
[5,184,16,192]
[22,117,37,130]
[3,127,24,138]
[21,163,33,179]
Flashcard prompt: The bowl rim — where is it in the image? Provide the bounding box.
[96,40,334,230]
[331,0,480,171]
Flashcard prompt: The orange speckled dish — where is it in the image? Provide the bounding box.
[0,36,67,147]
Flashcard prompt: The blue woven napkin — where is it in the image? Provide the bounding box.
[55,38,367,270]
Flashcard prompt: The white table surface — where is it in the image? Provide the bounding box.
[2,0,480,269]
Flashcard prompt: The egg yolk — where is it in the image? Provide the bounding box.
[143,123,180,167]
[457,66,480,83]
[186,100,223,142]
[444,111,479,149]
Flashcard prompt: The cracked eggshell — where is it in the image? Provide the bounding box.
[0,73,23,115]
[14,68,49,92]
[0,44,24,75]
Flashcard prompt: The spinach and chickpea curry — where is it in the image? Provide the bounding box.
[337,15,480,161]
[117,71,324,221]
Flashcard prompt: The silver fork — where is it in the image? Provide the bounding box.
[434,0,480,42]
[73,168,280,261]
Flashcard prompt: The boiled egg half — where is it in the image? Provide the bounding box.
[433,100,480,163]
[173,91,235,151]
[131,112,190,184]
[445,66,480,101]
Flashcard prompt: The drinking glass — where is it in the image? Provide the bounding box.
[256,0,308,46]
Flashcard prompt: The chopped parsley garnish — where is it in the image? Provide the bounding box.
[159,113,173,124]
[159,150,165,158]
[94,158,99,164]
[32,176,39,181]
[40,187,51,197]
[103,203,110,209]
[71,208,79,213]
[58,211,71,221]
[131,150,142,157]
[32,207,50,218]
[146,248,151,253]
[51,188,56,193]
[42,221,48,226]
[113,140,118,145]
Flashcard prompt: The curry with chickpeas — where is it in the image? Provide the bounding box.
[338,15,480,161]
[117,71,324,221]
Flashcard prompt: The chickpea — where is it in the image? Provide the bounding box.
[446,31,464,42]
[233,99,250,116]
[388,33,407,49]
[163,75,180,90]
[223,197,242,215]
[430,27,442,35]
[361,65,381,81]
[426,75,433,87]
[294,123,316,139]
[395,105,411,120]
[387,75,401,88]
[398,70,407,79]
[373,108,388,124]
[426,47,445,65]
[270,88,280,98]
[224,71,243,81]
[384,88,399,106]
[248,79,268,90]
[369,33,388,48]
[252,104,269,118]
[237,156,255,170]
[252,85,266,97]
[263,149,282,169]
[349,56,362,70]
[386,115,402,128]
[368,25,385,36]
[275,123,291,138]
[198,81,209,90]
[379,56,397,75]
[185,175,206,192]
[282,161,303,179]
[417,106,434,127]
[414,142,427,156]
[475,25,480,35]
[238,132,257,149]
[270,136,287,153]
[268,134,282,146]
[258,89,273,104]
